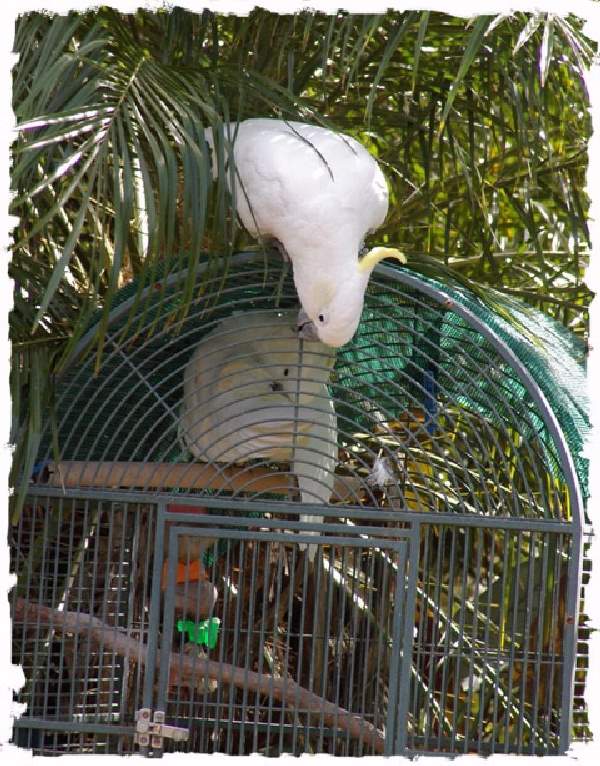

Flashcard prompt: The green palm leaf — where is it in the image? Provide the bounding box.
[9,8,593,515]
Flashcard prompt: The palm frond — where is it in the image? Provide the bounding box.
[9,8,594,506]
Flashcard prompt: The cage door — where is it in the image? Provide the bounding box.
[151,505,417,756]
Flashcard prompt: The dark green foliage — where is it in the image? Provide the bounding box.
[10,8,594,509]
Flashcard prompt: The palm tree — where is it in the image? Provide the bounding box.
[10,7,593,512]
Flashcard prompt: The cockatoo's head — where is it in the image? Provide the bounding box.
[297,247,406,347]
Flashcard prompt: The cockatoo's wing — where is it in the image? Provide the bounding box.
[227,119,388,252]
[181,315,297,463]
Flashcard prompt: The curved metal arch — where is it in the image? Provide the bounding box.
[52,286,551,524]
[51,306,553,519]
[60,249,584,534]
[374,264,584,536]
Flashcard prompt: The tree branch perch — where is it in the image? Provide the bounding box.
[13,597,386,753]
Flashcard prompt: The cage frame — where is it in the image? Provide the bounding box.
[11,252,585,756]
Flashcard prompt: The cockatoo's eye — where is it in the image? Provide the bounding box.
[318,313,327,324]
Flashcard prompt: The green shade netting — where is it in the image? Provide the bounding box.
[45,256,589,505]
[345,267,589,502]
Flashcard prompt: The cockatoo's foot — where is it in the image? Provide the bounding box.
[297,308,319,341]
[271,238,290,262]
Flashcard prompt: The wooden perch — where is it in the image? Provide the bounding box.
[45,461,364,503]
[13,597,385,753]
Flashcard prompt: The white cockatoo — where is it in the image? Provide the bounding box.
[205,119,406,347]
[179,310,337,559]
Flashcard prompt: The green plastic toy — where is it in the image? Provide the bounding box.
[176,617,220,649]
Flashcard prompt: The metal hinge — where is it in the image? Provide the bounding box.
[134,708,189,749]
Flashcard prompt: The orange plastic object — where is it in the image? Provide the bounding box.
[161,558,205,588]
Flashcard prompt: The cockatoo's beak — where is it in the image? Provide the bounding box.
[297,308,320,341]
[357,246,406,274]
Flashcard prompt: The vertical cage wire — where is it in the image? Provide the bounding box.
[11,495,157,754]
[156,512,415,757]
[571,529,593,743]
[408,524,571,755]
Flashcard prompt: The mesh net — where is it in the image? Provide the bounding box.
[355,267,589,502]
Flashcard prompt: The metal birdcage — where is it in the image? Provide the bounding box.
[10,252,590,757]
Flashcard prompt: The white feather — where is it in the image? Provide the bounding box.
[205,119,391,347]
[180,310,337,558]
[367,456,395,488]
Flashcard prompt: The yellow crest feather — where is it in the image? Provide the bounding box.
[358,247,406,273]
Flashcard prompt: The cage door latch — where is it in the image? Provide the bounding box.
[135,708,189,748]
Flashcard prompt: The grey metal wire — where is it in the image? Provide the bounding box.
[43,292,558,518]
